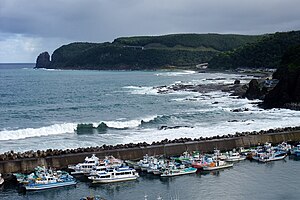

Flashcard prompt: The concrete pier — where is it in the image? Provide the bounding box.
[0,130,300,176]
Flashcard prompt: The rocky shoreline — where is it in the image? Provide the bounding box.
[154,74,272,102]
[1,126,299,162]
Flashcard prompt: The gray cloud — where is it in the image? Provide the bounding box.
[0,0,300,62]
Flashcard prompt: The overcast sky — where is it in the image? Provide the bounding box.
[1,0,300,63]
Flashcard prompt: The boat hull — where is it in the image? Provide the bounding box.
[225,157,246,162]
[90,176,138,184]
[160,168,197,177]
[258,155,287,163]
[202,163,233,171]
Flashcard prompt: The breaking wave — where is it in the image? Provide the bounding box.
[0,123,77,141]
[93,115,159,129]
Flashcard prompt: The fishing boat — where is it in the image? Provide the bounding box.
[290,144,300,156]
[202,160,233,171]
[88,167,139,183]
[25,173,76,191]
[68,154,100,175]
[251,149,267,161]
[14,166,51,184]
[134,154,150,170]
[171,151,199,165]
[0,173,4,186]
[258,151,287,162]
[191,155,213,169]
[160,167,197,177]
[146,158,165,174]
[225,151,246,162]
[239,147,252,156]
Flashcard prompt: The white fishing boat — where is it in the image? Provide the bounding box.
[212,149,227,160]
[0,173,4,186]
[25,173,76,191]
[251,150,267,161]
[202,160,233,171]
[225,151,246,162]
[88,167,139,183]
[135,154,156,171]
[258,151,287,162]
[160,167,197,177]
[68,154,100,175]
[134,154,149,170]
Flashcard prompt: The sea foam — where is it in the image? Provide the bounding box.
[0,123,76,141]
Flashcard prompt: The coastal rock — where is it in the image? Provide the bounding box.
[263,45,300,109]
[229,84,248,97]
[234,79,240,84]
[244,79,262,100]
[35,52,51,68]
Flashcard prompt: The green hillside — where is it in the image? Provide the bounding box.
[209,31,300,69]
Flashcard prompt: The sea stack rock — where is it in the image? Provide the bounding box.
[244,79,263,100]
[35,52,51,68]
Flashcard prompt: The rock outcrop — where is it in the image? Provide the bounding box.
[244,79,268,100]
[263,45,300,109]
[35,52,51,68]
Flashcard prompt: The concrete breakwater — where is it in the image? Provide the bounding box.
[0,127,300,177]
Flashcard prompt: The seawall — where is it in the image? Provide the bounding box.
[1,129,300,177]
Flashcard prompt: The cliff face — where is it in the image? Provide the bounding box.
[263,45,300,109]
[35,52,51,68]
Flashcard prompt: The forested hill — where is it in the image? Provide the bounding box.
[35,33,261,70]
[209,31,300,69]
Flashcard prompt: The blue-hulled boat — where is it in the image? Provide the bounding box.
[25,173,76,191]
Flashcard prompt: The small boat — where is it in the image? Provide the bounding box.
[88,167,139,183]
[225,151,246,162]
[239,147,252,156]
[14,166,51,184]
[275,142,292,152]
[68,154,100,175]
[202,160,233,171]
[290,144,300,157]
[258,151,287,162]
[160,167,197,177]
[171,151,198,165]
[251,150,267,161]
[192,156,213,169]
[0,173,4,186]
[24,170,76,191]
[25,174,76,191]
[134,154,151,171]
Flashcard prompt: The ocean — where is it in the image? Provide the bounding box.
[0,63,299,153]
[0,63,300,200]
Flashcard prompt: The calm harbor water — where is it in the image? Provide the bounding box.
[0,157,299,200]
